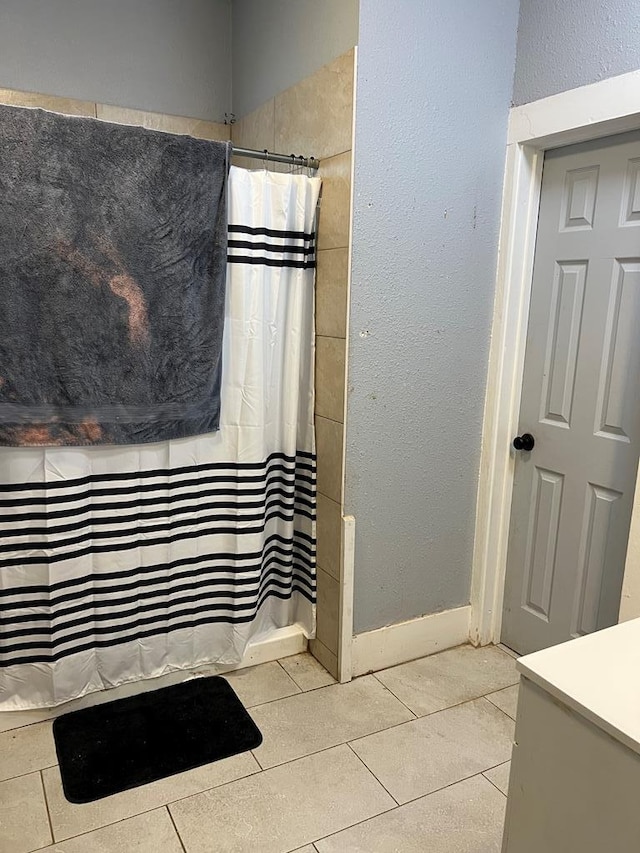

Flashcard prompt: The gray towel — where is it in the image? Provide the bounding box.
[0,104,230,446]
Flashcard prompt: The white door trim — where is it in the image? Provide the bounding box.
[470,69,640,647]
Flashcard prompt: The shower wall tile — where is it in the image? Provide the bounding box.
[316,493,341,581]
[309,638,339,680]
[316,248,349,339]
[95,104,230,141]
[315,336,346,424]
[317,151,352,251]
[42,751,259,841]
[274,50,354,161]
[315,416,343,505]
[231,98,276,169]
[0,87,96,116]
[0,772,52,853]
[316,567,340,656]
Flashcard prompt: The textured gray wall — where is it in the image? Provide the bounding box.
[231,0,358,118]
[347,0,519,633]
[514,0,640,105]
[0,0,232,120]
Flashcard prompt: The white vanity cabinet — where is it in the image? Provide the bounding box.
[502,618,640,853]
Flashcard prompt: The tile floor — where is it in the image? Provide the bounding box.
[0,645,519,853]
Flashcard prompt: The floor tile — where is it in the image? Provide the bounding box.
[223,661,300,707]
[315,774,506,853]
[0,772,52,853]
[279,653,336,691]
[38,808,183,852]
[250,675,414,769]
[0,721,57,781]
[43,751,259,841]
[291,848,318,853]
[375,645,519,716]
[486,684,519,720]
[350,697,514,804]
[169,744,394,853]
[483,761,511,796]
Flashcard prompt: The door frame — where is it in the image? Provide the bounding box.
[470,69,640,647]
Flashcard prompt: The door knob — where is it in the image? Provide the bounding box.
[513,433,535,452]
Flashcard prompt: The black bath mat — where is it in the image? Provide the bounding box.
[52,676,262,804]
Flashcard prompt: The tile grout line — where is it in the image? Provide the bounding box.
[345,741,401,807]
[318,147,352,163]
[394,768,514,810]
[0,717,55,734]
[484,689,518,722]
[166,804,188,853]
[0,762,58,785]
[269,658,305,696]
[370,673,418,719]
[484,757,512,773]
[303,750,401,850]
[315,333,348,342]
[484,681,520,698]
[481,772,509,799]
[275,661,336,695]
[39,769,56,848]
[314,412,344,426]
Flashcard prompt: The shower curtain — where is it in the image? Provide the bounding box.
[0,166,321,710]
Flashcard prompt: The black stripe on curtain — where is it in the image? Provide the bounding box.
[0,586,316,667]
[228,240,316,257]
[0,453,316,666]
[227,256,316,269]
[0,451,315,494]
[227,224,316,268]
[228,224,314,240]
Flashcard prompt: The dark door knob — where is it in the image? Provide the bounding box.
[513,433,535,452]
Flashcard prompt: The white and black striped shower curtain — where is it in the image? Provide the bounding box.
[0,166,321,709]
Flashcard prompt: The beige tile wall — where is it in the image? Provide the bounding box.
[0,88,230,140]
[95,104,229,141]
[232,50,355,678]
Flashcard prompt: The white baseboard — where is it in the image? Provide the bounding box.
[0,625,307,732]
[351,605,471,676]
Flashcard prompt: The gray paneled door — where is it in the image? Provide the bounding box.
[502,131,640,655]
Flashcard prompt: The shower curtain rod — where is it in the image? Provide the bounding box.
[233,146,319,171]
